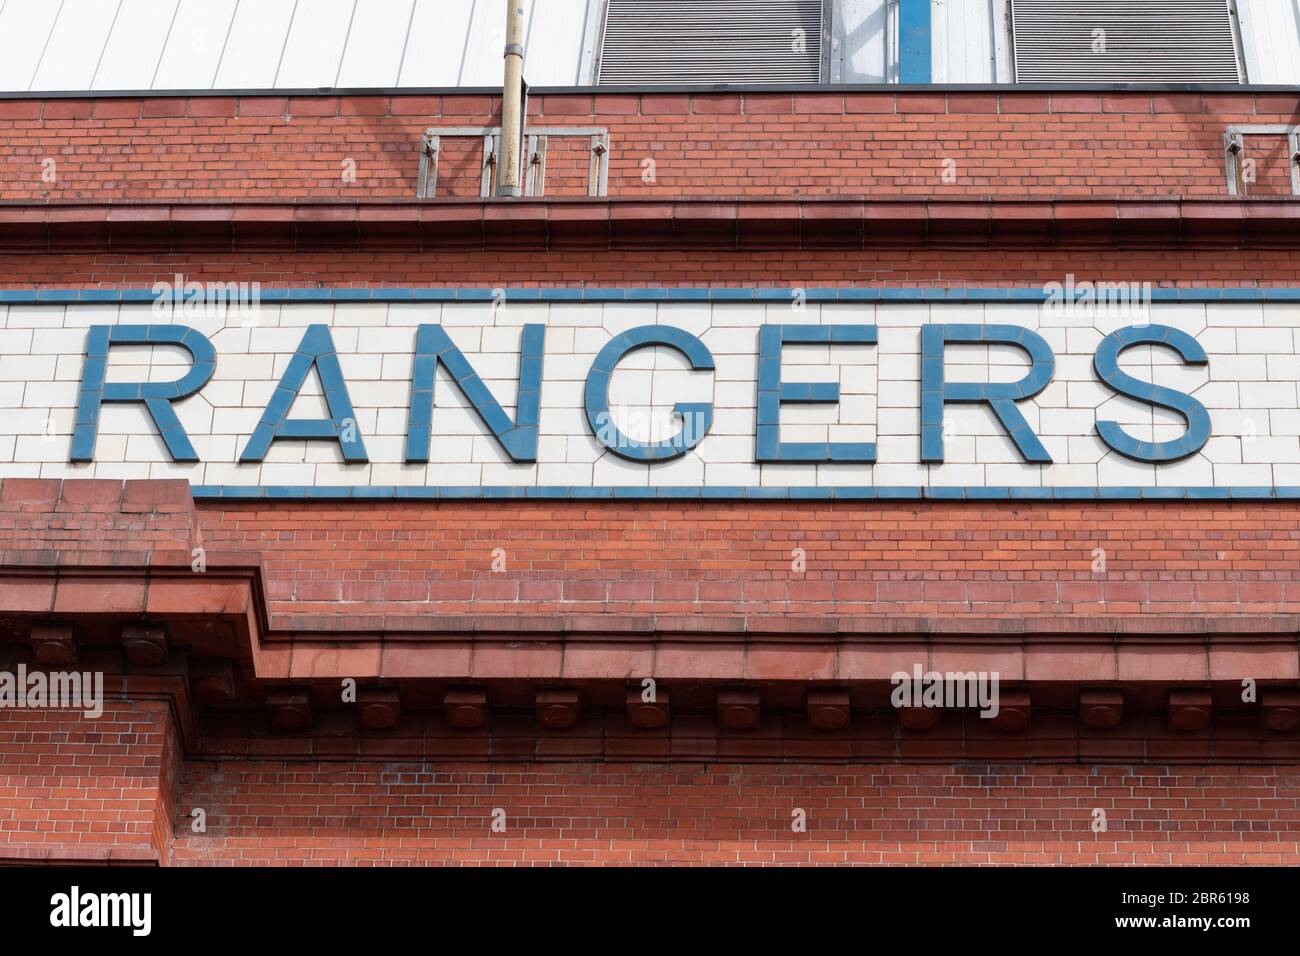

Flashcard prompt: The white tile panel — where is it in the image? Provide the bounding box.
[152,0,238,90]
[0,0,64,92]
[92,0,179,91]
[334,0,414,88]
[28,0,123,92]
[5,300,1298,491]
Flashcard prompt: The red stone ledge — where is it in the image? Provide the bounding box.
[6,561,1298,763]
[266,611,1300,639]
[1,90,1294,121]
[0,844,161,866]
[2,198,1299,254]
[5,564,1300,683]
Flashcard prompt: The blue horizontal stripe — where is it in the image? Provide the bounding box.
[186,485,1300,501]
[3,286,1299,305]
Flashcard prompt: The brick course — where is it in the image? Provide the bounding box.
[8,694,1294,865]
[195,500,1300,619]
[170,760,1300,865]
[4,249,1299,289]
[1,92,1297,202]
[0,478,199,569]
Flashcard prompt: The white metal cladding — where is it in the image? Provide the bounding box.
[596,0,825,85]
[1235,0,1300,84]
[1,0,1294,94]
[932,0,997,83]
[1010,0,1244,82]
[0,0,596,92]
[829,0,888,84]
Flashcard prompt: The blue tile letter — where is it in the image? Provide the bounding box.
[405,324,545,463]
[71,324,216,463]
[239,324,368,463]
[920,324,1055,463]
[1093,324,1211,462]
[585,325,714,461]
[755,325,878,462]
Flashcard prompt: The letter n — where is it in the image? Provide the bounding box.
[405,324,545,463]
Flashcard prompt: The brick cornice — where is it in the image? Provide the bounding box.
[10,559,1300,648]
[0,844,161,866]
[2,198,1298,254]
[3,478,1300,761]
[4,559,1300,761]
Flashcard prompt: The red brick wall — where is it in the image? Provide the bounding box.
[170,761,1300,865]
[3,693,1296,865]
[0,478,199,570]
[5,700,1296,864]
[195,500,1300,619]
[0,699,177,865]
[2,92,1297,202]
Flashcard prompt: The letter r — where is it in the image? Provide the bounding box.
[920,323,1055,463]
[71,324,216,463]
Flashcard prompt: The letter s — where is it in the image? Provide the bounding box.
[1093,325,1210,462]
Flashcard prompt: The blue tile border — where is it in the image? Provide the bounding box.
[3,286,1300,305]
[187,485,1300,502]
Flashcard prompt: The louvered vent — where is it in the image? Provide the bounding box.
[597,0,824,86]
[1010,0,1243,83]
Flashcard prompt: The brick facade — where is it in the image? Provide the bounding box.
[171,760,1300,866]
[2,92,1298,202]
[2,88,1300,866]
[2,479,1299,863]
[0,699,178,865]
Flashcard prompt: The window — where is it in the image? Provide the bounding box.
[584,0,1293,88]
[595,0,829,85]
[1009,0,1244,83]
